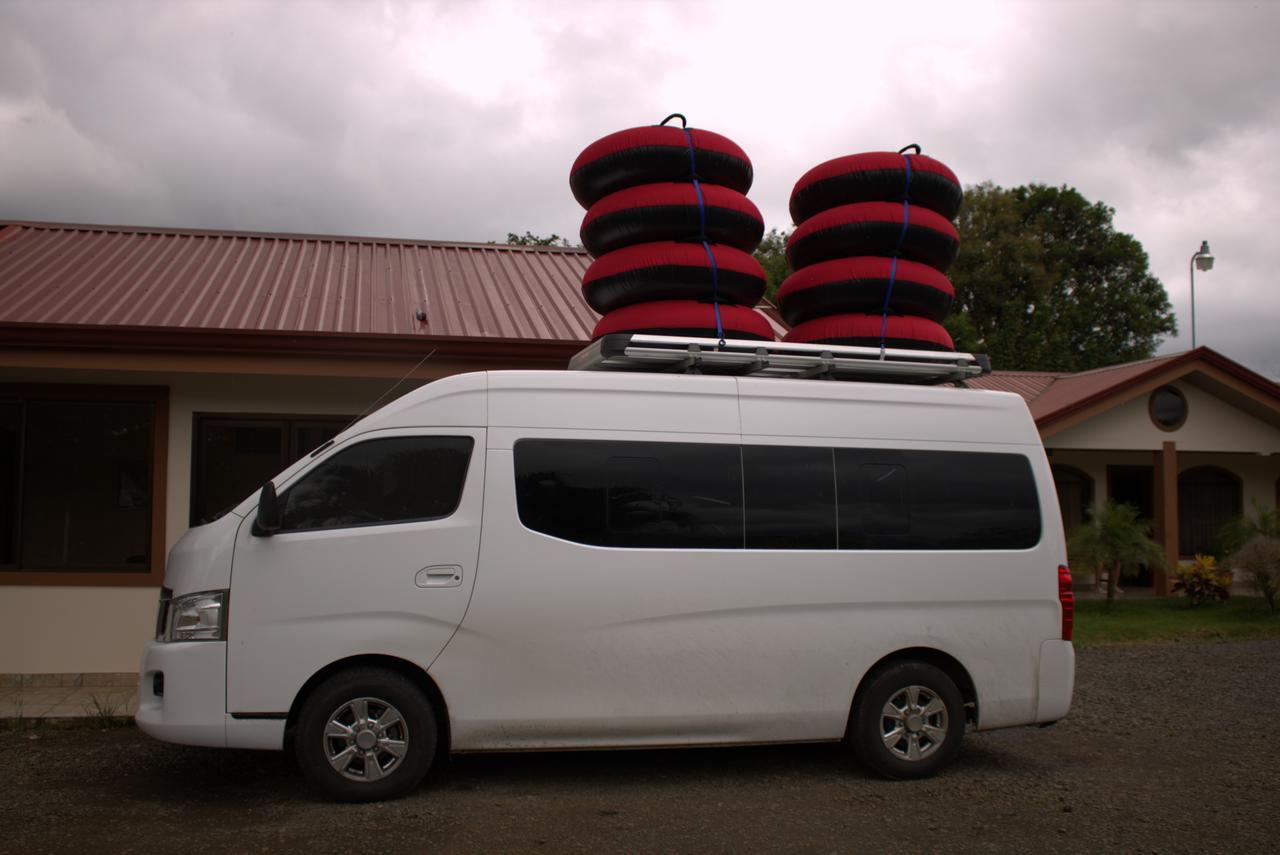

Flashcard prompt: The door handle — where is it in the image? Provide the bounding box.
[415,565,463,588]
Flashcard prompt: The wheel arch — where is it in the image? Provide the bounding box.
[284,654,451,755]
[849,647,979,731]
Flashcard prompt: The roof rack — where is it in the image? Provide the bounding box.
[570,334,991,385]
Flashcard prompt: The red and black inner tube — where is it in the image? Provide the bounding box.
[581,183,764,257]
[776,256,954,326]
[570,125,753,209]
[582,241,766,314]
[789,152,962,224]
[592,300,775,341]
[783,312,955,352]
[786,202,959,273]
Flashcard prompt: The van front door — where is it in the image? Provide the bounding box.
[226,428,484,715]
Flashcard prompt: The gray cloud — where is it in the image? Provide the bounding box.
[1,0,1277,377]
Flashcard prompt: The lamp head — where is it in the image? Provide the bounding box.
[1195,240,1214,271]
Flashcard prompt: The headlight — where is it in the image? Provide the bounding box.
[162,590,228,642]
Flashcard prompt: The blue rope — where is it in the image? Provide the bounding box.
[682,127,725,346]
[879,152,914,356]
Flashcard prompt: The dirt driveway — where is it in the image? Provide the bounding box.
[2,640,1277,854]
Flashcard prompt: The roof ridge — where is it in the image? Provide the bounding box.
[0,220,590,254]
[1065,352,1182,378]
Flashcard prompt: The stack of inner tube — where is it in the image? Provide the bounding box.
[571,115,774,342]
[779,147,962,352]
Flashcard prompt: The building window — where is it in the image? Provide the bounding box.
[1178,467,1242,557]
[1051,465,1094,535]
[1149,386,1188,431]
[190,415,351,526]
[0,385,167,585]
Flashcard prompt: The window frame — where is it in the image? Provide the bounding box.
[189,412,352,527]
[0,383,168,588]
[1149,385,1189,432]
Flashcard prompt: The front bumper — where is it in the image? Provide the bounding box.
[136,640,228,748]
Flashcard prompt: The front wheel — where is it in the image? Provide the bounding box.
[294,667,437,802]
[850,661,965,779]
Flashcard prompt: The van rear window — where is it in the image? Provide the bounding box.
[513,440,1040,551]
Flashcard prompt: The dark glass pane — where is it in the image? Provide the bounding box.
[743,446,836,549]
[1178,469,1241,555]
[192,421,285,526]
[20,401,152,570]
[837,449,1040,550]
[1150,387,1187,428]
[280,436,473,532]
[0,402,20,566]
[515,439,743,549]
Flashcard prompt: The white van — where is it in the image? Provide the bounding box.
[137,338,1075,802]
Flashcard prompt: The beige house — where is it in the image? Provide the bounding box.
[971,352,1280,590]
[1,221,1277,681]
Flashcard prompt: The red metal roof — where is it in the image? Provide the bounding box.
[970,349,1280,429]
[0,221,600,342]
[0,221,789,354]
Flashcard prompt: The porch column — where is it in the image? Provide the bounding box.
[1151,441,1179,595]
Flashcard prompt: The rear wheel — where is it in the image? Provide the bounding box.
[850,661,964,779]
[294,667,437,802]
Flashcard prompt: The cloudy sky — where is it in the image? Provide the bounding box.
[3,0,1277,377]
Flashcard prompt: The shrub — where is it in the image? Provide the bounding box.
[1229,536,1280,613]
[1172,554,1232,606]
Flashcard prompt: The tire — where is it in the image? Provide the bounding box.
[582,241,766,314]
[789,151,963,225]
[570,125,753,208]
[785,202,959,273]
[849,661,965,780]
[293,667,437,802]
[776,256,954,326]
[783,312,955,352]
[591,299,775,341]
[580,183,765,257]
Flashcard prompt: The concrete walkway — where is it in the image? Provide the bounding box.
[1,677,137,722]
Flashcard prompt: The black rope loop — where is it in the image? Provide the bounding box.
[898,143,922,155]
[659,113,688,128]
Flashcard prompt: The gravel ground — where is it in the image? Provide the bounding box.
[2,640,1277,855]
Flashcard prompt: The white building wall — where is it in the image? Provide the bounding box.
[1048,380,1280,453]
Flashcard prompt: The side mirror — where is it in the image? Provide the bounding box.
[252,481,281,537]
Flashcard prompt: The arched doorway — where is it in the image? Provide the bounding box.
[1178,467,1242,557]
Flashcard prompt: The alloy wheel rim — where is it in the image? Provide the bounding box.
[323,696,409,782]
[880,684,948,761]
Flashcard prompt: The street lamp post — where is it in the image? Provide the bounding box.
[1189,240,1214,349]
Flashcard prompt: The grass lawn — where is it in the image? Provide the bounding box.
[1074,595,1280,646]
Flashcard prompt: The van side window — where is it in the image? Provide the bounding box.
[514,440,743,548]
[836,449,1040,549]
[279,436,473,532]
[743,446,837,549]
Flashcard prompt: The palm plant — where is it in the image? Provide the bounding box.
[1215,501,1280,561]
[1068,501,1166,612]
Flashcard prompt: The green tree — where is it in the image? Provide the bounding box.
[504,231,571,247]
[754,227,790,303]
[1067,501,1167,612]
[945,183,1176,371]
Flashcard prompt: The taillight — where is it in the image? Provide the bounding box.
[1058,565,1074,641]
